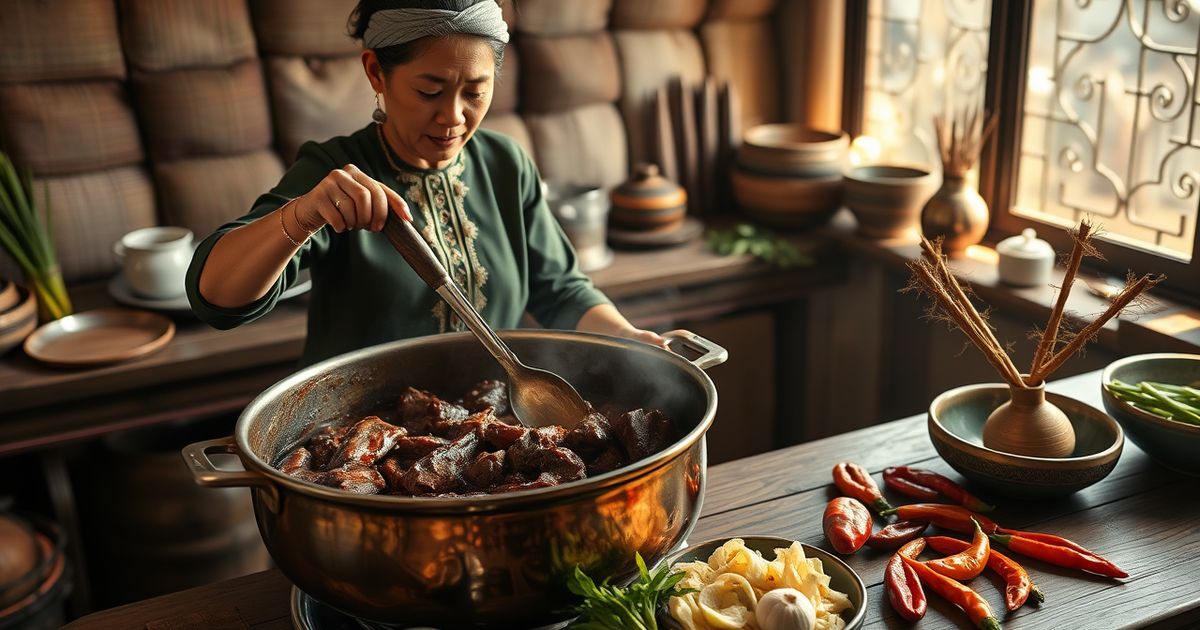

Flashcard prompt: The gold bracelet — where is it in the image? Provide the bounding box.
[279,198,307,247]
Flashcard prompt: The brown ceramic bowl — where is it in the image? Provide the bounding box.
[929,383,1123,498]
[739,125,848,177]
[0,287,37,356]
[732,167,842,229]
[0,280,19,312]
[844,165,936,239]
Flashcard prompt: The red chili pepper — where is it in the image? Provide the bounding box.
[881,503,1000,535]
[997,528,1128,577]
[925,518,988,580]
[823,496,872,554]
[886,538,927,622]
[990,532,1127,578]
[928,535,1045,611]
[832,462,893,513]
[883,467,939,500]
[884,466,995,512]
[901,555,1003,630]
[867,520,928,550]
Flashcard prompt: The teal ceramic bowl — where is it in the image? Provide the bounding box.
[656,536,866,630]
[1101,353,1200,475]
[929,384,1123,498]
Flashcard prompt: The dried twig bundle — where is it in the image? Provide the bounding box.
[933,106,998,178]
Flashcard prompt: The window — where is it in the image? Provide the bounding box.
[848,0,1200,294]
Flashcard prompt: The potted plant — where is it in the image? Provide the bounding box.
[0,151,72,322]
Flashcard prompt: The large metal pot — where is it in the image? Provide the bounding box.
[183,330,725,627]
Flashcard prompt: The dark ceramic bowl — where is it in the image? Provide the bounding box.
[655,535,866,630]
[929,384,1123,498]
[1101,353,1200,475]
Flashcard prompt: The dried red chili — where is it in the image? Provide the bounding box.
[884,466,995,512]
[886,538,927,622]
[928,535,1045,611]
[823,496,872,554]
[925,518,988,580]
[902,555,1003,630]
[880,503,1000,535]
[990,532,1127,578]
[998,528,1127,576]
[867,520,928,550]
[832,462,893,513]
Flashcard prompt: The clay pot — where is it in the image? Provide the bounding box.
[731,167,842,230]
[844,165,936,238]
[983,380,1077,458]
[920,173,989,254]
[609,164,687,232]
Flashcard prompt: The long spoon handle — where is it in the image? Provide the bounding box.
[436,284,520,373]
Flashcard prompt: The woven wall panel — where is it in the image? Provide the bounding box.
[251,0,360,56]
[514,0,610,35]
[36,166,158,282]
[525,103,627,189]
[266,56,375,163]
[155,150,286,239]
[121,0,257,72]
[0,0,125,82]
[519,33,619,114]
[480,112,535,162]
[612,30,706,167]
[134,58,273,161]
[700,20,780,130]
[706,0,776,20]
[0,82,143,177]
[611,0,706,29]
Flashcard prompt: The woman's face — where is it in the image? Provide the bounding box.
[364,36,496,170]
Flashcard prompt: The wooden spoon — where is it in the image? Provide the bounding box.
[381,213,588,430]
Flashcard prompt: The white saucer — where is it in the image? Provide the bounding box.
[108,269,312,314]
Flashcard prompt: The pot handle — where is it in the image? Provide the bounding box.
[662,330,728,370]
[182,436,275,494]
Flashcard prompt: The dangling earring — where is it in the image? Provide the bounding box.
[372,93,387,123]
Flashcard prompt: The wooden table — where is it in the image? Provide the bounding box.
[63,370,1200,629]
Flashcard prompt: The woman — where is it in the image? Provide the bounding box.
[187,0,665,366]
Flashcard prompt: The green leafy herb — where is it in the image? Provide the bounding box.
[0,150,72,321]
[1106,379,1200,425]
[705,223,812,268]
[567,553,694,630]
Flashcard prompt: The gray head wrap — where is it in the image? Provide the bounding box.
[363,2,510,49]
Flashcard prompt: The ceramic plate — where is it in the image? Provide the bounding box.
[24,308,175,367]
[108,269,312,314]
[656,535,867,630]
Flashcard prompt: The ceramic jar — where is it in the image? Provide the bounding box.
[997,228,1054,287]
[543,182,613,272]
[114,227,194,299]
[983,380,1077,458]
[609,163,687,232]
[920,173,989,255]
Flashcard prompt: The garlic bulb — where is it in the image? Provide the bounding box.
[755,588,816,630]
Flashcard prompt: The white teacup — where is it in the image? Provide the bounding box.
[114,226,194,300]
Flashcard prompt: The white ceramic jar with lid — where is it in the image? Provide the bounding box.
[997,228,1055,287]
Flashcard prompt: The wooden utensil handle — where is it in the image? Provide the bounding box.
[383,214,450,289]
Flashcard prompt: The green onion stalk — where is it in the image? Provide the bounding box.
[0,151,73,322]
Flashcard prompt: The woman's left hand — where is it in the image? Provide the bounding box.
[575,304,672,350]
[617,327,672,351]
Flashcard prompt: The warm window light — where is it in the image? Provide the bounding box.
[848,135,883,166]
[1027,66,1054,96]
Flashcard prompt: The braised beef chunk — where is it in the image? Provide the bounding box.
[320,464,387,494]
[480,417,527,449]
[564,413,613,456]
[459,380,509,415]
[391,435,450,460]
[327,416,406,469]
[308,425,350,469]
[464,450,507,488]
[280,447,313,475]
[400,433,480,495]
[508,432,586,482]
[612,409,674,461]
[400,387,470,434]
[276,380,675,496]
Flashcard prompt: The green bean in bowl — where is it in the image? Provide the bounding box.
[1104,380,1200,425]
[1101,353,1200,476]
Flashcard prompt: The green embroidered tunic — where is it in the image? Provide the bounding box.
[186,124,610,367]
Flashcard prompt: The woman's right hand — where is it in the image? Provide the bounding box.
[293,164,412,233]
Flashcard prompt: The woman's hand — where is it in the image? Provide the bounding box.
[293,164,412,234]
[576,304,672,350]
[617,327,672,350]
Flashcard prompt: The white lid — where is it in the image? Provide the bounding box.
[996,228,1054,260]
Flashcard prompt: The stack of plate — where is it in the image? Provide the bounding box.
[0,280,36,356]
[732,124,847,229]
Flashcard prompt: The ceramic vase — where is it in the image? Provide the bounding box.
[983,380,1077,458]
[920,173,989,255]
